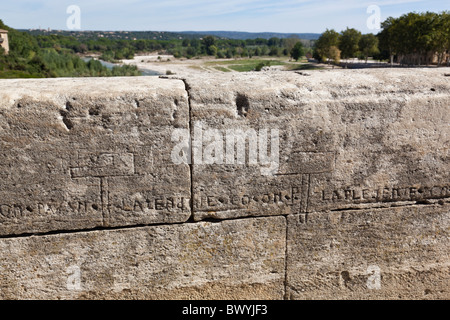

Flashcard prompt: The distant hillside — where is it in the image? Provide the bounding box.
[180,31,321,40]
[21,29,205,41]
[22,29,321,41]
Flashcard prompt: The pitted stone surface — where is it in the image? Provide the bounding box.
[0,216,286,299]
[286,204,450,300]
[0,78,191,235]
[0,68,448,300]
[186,69,450,220]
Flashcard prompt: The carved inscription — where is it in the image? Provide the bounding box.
[0,201,100,220]
[110,196,190,212]
[194,177,450,219]
[194,186,302,211]
[316,185,450,203]
[0,196,191,222]
[0,149,191,226]
[69,151,190,216]
[0,79,192,235]
[193,172,313,220]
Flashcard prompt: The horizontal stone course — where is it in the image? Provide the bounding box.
[0,216,286,299]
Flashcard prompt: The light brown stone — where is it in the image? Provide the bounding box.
[286,203,450,300]
[0,78,191,235]
[185,69,450,221]
[0,68,448,300]
[0,216,286,299]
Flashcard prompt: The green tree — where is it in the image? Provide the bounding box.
[328,46,341,64]
[182,38,190,47]
[359,33,379,63]
[284,35,300,55]
[186,46,197,58]
[268,37,281,47]
[190,38,200,49]
[378,11,450,66]
[260,45,269,56]
[290,41,305,61]
[209,45,218,57]
[314,29,340,63]
[202,36,216,55]
[339,27,361,62]
[378,17,398,66]
[430,11,450,66]
[269,46,279,56]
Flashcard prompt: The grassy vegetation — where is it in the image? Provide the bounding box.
[213,66,232,72]
[201,58,324,72]
[188,65,203,70]
[205,58,284,66]
[205,58,287,72]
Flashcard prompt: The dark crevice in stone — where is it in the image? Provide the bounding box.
[59,110,74,130]
[180,78,195,223]
[236,93,249,117]
[157,76,195,222]
[0,213,284,240]
[283,215,289,300]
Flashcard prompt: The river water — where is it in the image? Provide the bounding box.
[82,58,161,76]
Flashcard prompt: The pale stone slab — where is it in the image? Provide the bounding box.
[0,216,286,299]
[0,78,190,235]
[186,70,450,221]
[286,203,450,299]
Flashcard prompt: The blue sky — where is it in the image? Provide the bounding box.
[1,0,448,33]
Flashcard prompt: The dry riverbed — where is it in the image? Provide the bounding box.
[121,54,322,77]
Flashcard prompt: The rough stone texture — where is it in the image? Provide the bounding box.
[187,69,449,220]
[0,68,449,299]
[286,204,449,300]
[0,77,190,235]
[0,216,285,299]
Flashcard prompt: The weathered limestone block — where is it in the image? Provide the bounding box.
[286,203,450,299]
[0,216,286,299]
[187,70,450,221]
[0,69,448,300]
[0,78,190,235]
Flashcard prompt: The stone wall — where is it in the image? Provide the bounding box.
[0,69,448,299]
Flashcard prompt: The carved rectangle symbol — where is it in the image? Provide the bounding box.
[280,152,335,175]
[70,152,135,178]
